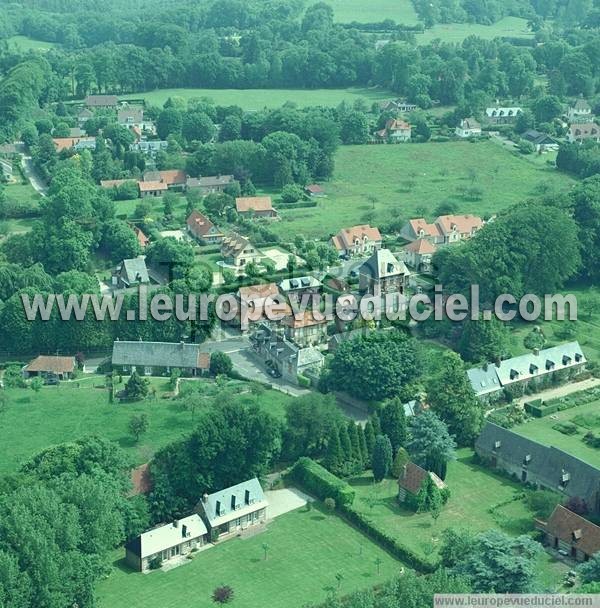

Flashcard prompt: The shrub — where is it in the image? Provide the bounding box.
[552,421,578,435]
[212,585,234,604]
[148,556,162,570]
[288,457,355,507]
[297,374,310,388]
[324,497,336,511]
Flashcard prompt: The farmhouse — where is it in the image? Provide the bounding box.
[398,462,446,504]
[221,232,261,270]
[197,478,268,540]
[568,98,593,123]
[400,214,484,245]
[138,180,167,197]
[186,210,223,244]
[485,106,522,124]
[112,340,211,376]
[568,123,600,143]
[359,248,408,295]
[112,256,150,289]
[235,196,278,218]
[455,118,482,138]
[402,238,437,272]
[475,422,600,513]
[84,94,118,108]
[467,341,587,401]
[375,118,411,143]
[125,514,208,572]
[522,129,559,152]
[537,505,600,562]
[330,224,382,257]
[186,175,236,195]
[23,355,77,380]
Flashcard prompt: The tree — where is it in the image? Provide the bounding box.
[262,542,269,560]
[380,397,408,454]
[407,411,456,480]
[415,474,443,514]
[30,377,43,393]
[580,553,600,584]
[145,238,195,281]
[372,435,393,482]
[391,446,410,478]
[457,316,510,363]
[124,371,150,401]
[340,110,369,144]
[101,219,141,262]
[280,184,304,204]
[210,351,233,376]
[182,111,215,143]
[212,585,234,604]
[363,420,375,466]
[324,425,343,474]
[427,351,482,445]
[157,107,183,139]
[128,413,149,442]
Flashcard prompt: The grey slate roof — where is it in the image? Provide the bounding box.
[476,422,600,503]
[522,129,556,145]
[186,175,235,189]
[360,248,408,280]
[200,478,267,527]
[112,340,206,369]
[279,276,322,292]
[119,257,149,286]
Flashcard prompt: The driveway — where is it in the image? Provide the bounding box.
[515,377,600,407]
[20,155,48,196]
[265,488,313,519]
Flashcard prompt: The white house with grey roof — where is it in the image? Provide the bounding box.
[359,248,409,295]
[197,478,268,540]
[279,276,322,303]
[125,514,208,571]
[112,256,150,290]
[467,341,586,401]
[112,340,211,376]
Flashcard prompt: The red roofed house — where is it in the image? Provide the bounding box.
[139,180,167,197]
[568,123,600,143]
[235,196,278,219]
[398,462,447,504]
[537,505,600,562]
[400,214,484,245]
[282,311,329,347]
[158,170,187,190]
[330,224,382,258]
[403,238,437,272]
[186,210,224,244]
[375,119,412,143]
[133,226,149,249]
[23,355,77,380]
[305,184,325,197]
[53,137,97,153]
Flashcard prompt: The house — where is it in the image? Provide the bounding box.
[400,214,484,245]
[68,127,84,138]
[112,256,150,289]
[235,282,290,329]
[186,210,223,244]
[568,98,593,123]
[52,137,97,153]
[186,175,236,195]
[138,180,168,197]
[221,232,261,270]
[537,505,600,562]
[375,119,411,143]
[378,99,417,113]
[197,478,268,540]
[251,324,324,385]
[84,94,119,108]
[522,129,559,152]
[23,355,76,380]
[330,224,382,258]
[133,226,149,249]
[112,340,211,376]
[279,276,322,303]
[398,462,447,504]
[475,422,600,513]
[77,108,93,126]
[467,341,587,401]
[304,184,325,197]
[485,106,523,124]
[131,140,168,156]
[117,106,144,127]
[281,311,329,347]
[455,118,482,138]
[158,170,187,190]
[402,238,437,272]
[235,196,278,219]
[359,248,408,295]
[125,514,207,572]
[568,123,600,143]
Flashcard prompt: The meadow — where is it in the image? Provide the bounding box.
[269,140,575,240]
[0,376,293,474]
[348,448,568,589]
[416,16,533,44]
[121,87,390,110]
[5,35,57,52]
[96,506,404,608]
[328,0,418,24]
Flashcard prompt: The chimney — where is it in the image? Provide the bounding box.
[202,493,209,503]
[215,500,221,517]
[231,494,236,510]
[245,489,250,505]
[173,520,178,528]
[180,341,185,349]
[533,348,540,356]
[181,524,187,538]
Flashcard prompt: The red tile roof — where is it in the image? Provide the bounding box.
[404,238,437,254]
[332,225,382,251]
[159,170,186,186]
[305,184,324,194]
[25,355,75,374]
[52,137,95,152]
[134,226,149,248]
[186,210,216,238]
[543,505,600,557]
[398,462,446,494]
[238,283,279,302]
[197,352,211,370]
[139,180,168,193]
[235,196,274,213]
[436,214,484,236]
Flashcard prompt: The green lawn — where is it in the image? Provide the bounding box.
[513,399,600,469]
[0,377,292,474]
[416,16,533,44]
[270,140,574,239]
[327,0,418,24]
[5,35,58,52]
[121,87,391,110]
[96,506,404,608]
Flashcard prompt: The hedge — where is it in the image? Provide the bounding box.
[288,457,355,507]
[274,200,317,209]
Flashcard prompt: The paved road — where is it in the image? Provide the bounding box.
[20,155,48,196]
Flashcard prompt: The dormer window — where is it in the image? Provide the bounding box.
[546,360,555,371]
[524,454,531,464]
[529,364,538,374]
[573,529,582,541]
[561,471,570,483]
[494,440,501,449]
[575,353,583,362]
[563,355,572,365]
[510,369,519,380]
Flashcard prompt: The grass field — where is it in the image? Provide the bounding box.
[328,0,418,24]
[270,140,574,240]
[96,506,403,608]
[348,448,568,588]
[416,17,533,44]
[5,35,57,52]
[0,376,293,474]
[121,87,390,110]
[513,399,600,469]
